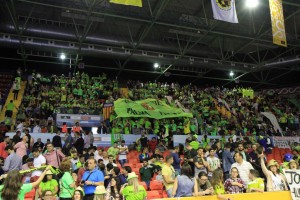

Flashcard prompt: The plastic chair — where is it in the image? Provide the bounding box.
[150,180,164,191]
[139,182,148,190]
[147,191,160,199]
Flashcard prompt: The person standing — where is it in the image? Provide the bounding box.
[120,172,147,200]
[171,146,181,175]
[107,142,119,161]
[222,143,235,180]
[139,159,153,190]
[31,148,46,182]
[81,158,105,200]
[0,136,10,159]
[207,148,221,180]
[14,135,28,159]
[84,131,91,149]
[5,100,16,118]
[74,132,84,154]
[43,143,65,168]
[162,155,176,197]
[231,152,254,185]
[2,145,22,172]
[52,131,62,149]
[193,147,208,178]
[59,160,76,200]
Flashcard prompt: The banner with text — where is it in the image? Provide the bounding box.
[284,170,300,200]
[273,137,300,148]
[56,114,102,127]
[114,98,193,119]
[269,0,287,47]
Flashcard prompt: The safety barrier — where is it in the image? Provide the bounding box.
[158,191,292,200]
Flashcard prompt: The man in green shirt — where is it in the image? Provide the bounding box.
[247,169,264,193]
[107,142,120,160]
[5,100,16,118]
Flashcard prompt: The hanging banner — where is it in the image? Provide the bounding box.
[284,170,300,200]
[269,0,287,47]
[109,0,142,7]
[261,112,283,135]
[242,89,254,99]
[103,103,114,120]
[211,0,239,23]
[114,98,193,119]
[272,136,300,149]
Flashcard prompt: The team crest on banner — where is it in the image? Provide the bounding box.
[269,0,287,47]
[211,0,238,23]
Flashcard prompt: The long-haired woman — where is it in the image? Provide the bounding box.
[106,177,122,200]
[171,163,198,197]
[121,172,147,200]
[211,168,233,200]
[0,165,51,200]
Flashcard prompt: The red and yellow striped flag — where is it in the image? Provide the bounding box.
[103,103,114,120]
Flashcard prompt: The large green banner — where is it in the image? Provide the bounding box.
[114,98,193,119]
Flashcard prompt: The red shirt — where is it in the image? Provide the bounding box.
[0,142,8,159]
[148,140,158,152]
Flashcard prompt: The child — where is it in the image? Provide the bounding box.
[247,169,265,193]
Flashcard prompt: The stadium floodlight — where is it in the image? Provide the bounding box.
[246,0,258,8]
[229,71,234,77]
[60,53,66,60]
[154,63,160,68]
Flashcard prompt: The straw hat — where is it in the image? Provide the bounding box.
[289,159,298,167]
[127,172,138,180]
[75,186,85,196]
[45,170,53,175]
[94,186,106,195]
[267,159,279,168]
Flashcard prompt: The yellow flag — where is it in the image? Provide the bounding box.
[269,0,287,47]
[109,0,142,7]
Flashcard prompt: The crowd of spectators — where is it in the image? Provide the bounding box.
[0,70,299,200]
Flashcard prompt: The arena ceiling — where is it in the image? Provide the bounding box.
[0,0,300,88]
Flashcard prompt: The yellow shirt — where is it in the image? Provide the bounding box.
[162,164,175,190]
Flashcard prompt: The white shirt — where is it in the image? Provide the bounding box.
[33,126,41,133]
[32,154,46,177]
[94,151,103,162]
[231,161,254,185]
[16,123,24,132]
[118,145,128,160]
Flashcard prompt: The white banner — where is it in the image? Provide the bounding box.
[261,112,283,135]
[273,137,300,149]
[211,0,238,23]
[284,170,300,200]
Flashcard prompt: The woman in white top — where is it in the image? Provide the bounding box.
[259,154,288,191]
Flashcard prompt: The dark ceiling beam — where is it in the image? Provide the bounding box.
[0,55,278,85]
[225,7,300,61]
[117,0,170,77]
[17,0,300,48]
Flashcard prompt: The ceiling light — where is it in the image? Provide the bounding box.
[246,0,258,8]
[60,53,66,60]
[229,71,234,77]
[154,63,159,68]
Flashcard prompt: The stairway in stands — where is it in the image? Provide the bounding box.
[0,81,27,122]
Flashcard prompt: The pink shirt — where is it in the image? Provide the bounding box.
[14,141,27,158]
[43,150,65,168]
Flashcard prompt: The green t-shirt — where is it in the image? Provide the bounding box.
[39,179,58,196]
[59,172,75,198]
[214,184,225,195]
[7,102,14,111]
[0,183,32,200]
[247,178,264,191]
[107,147,119,159]
[122,185,147,200]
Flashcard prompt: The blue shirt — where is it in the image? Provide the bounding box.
[171,152,181,170]
[82,168,104,195]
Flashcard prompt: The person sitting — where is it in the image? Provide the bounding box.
[38,170,59,199]
[247,169,265,193]
[211,168,233,200]
[139,147,150,163]
[196,172,213,196]
[121,172,147,200]
[171,163,197,197]
[72,186,84,200]
[42,190,57,200]
[224,167,245,194]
